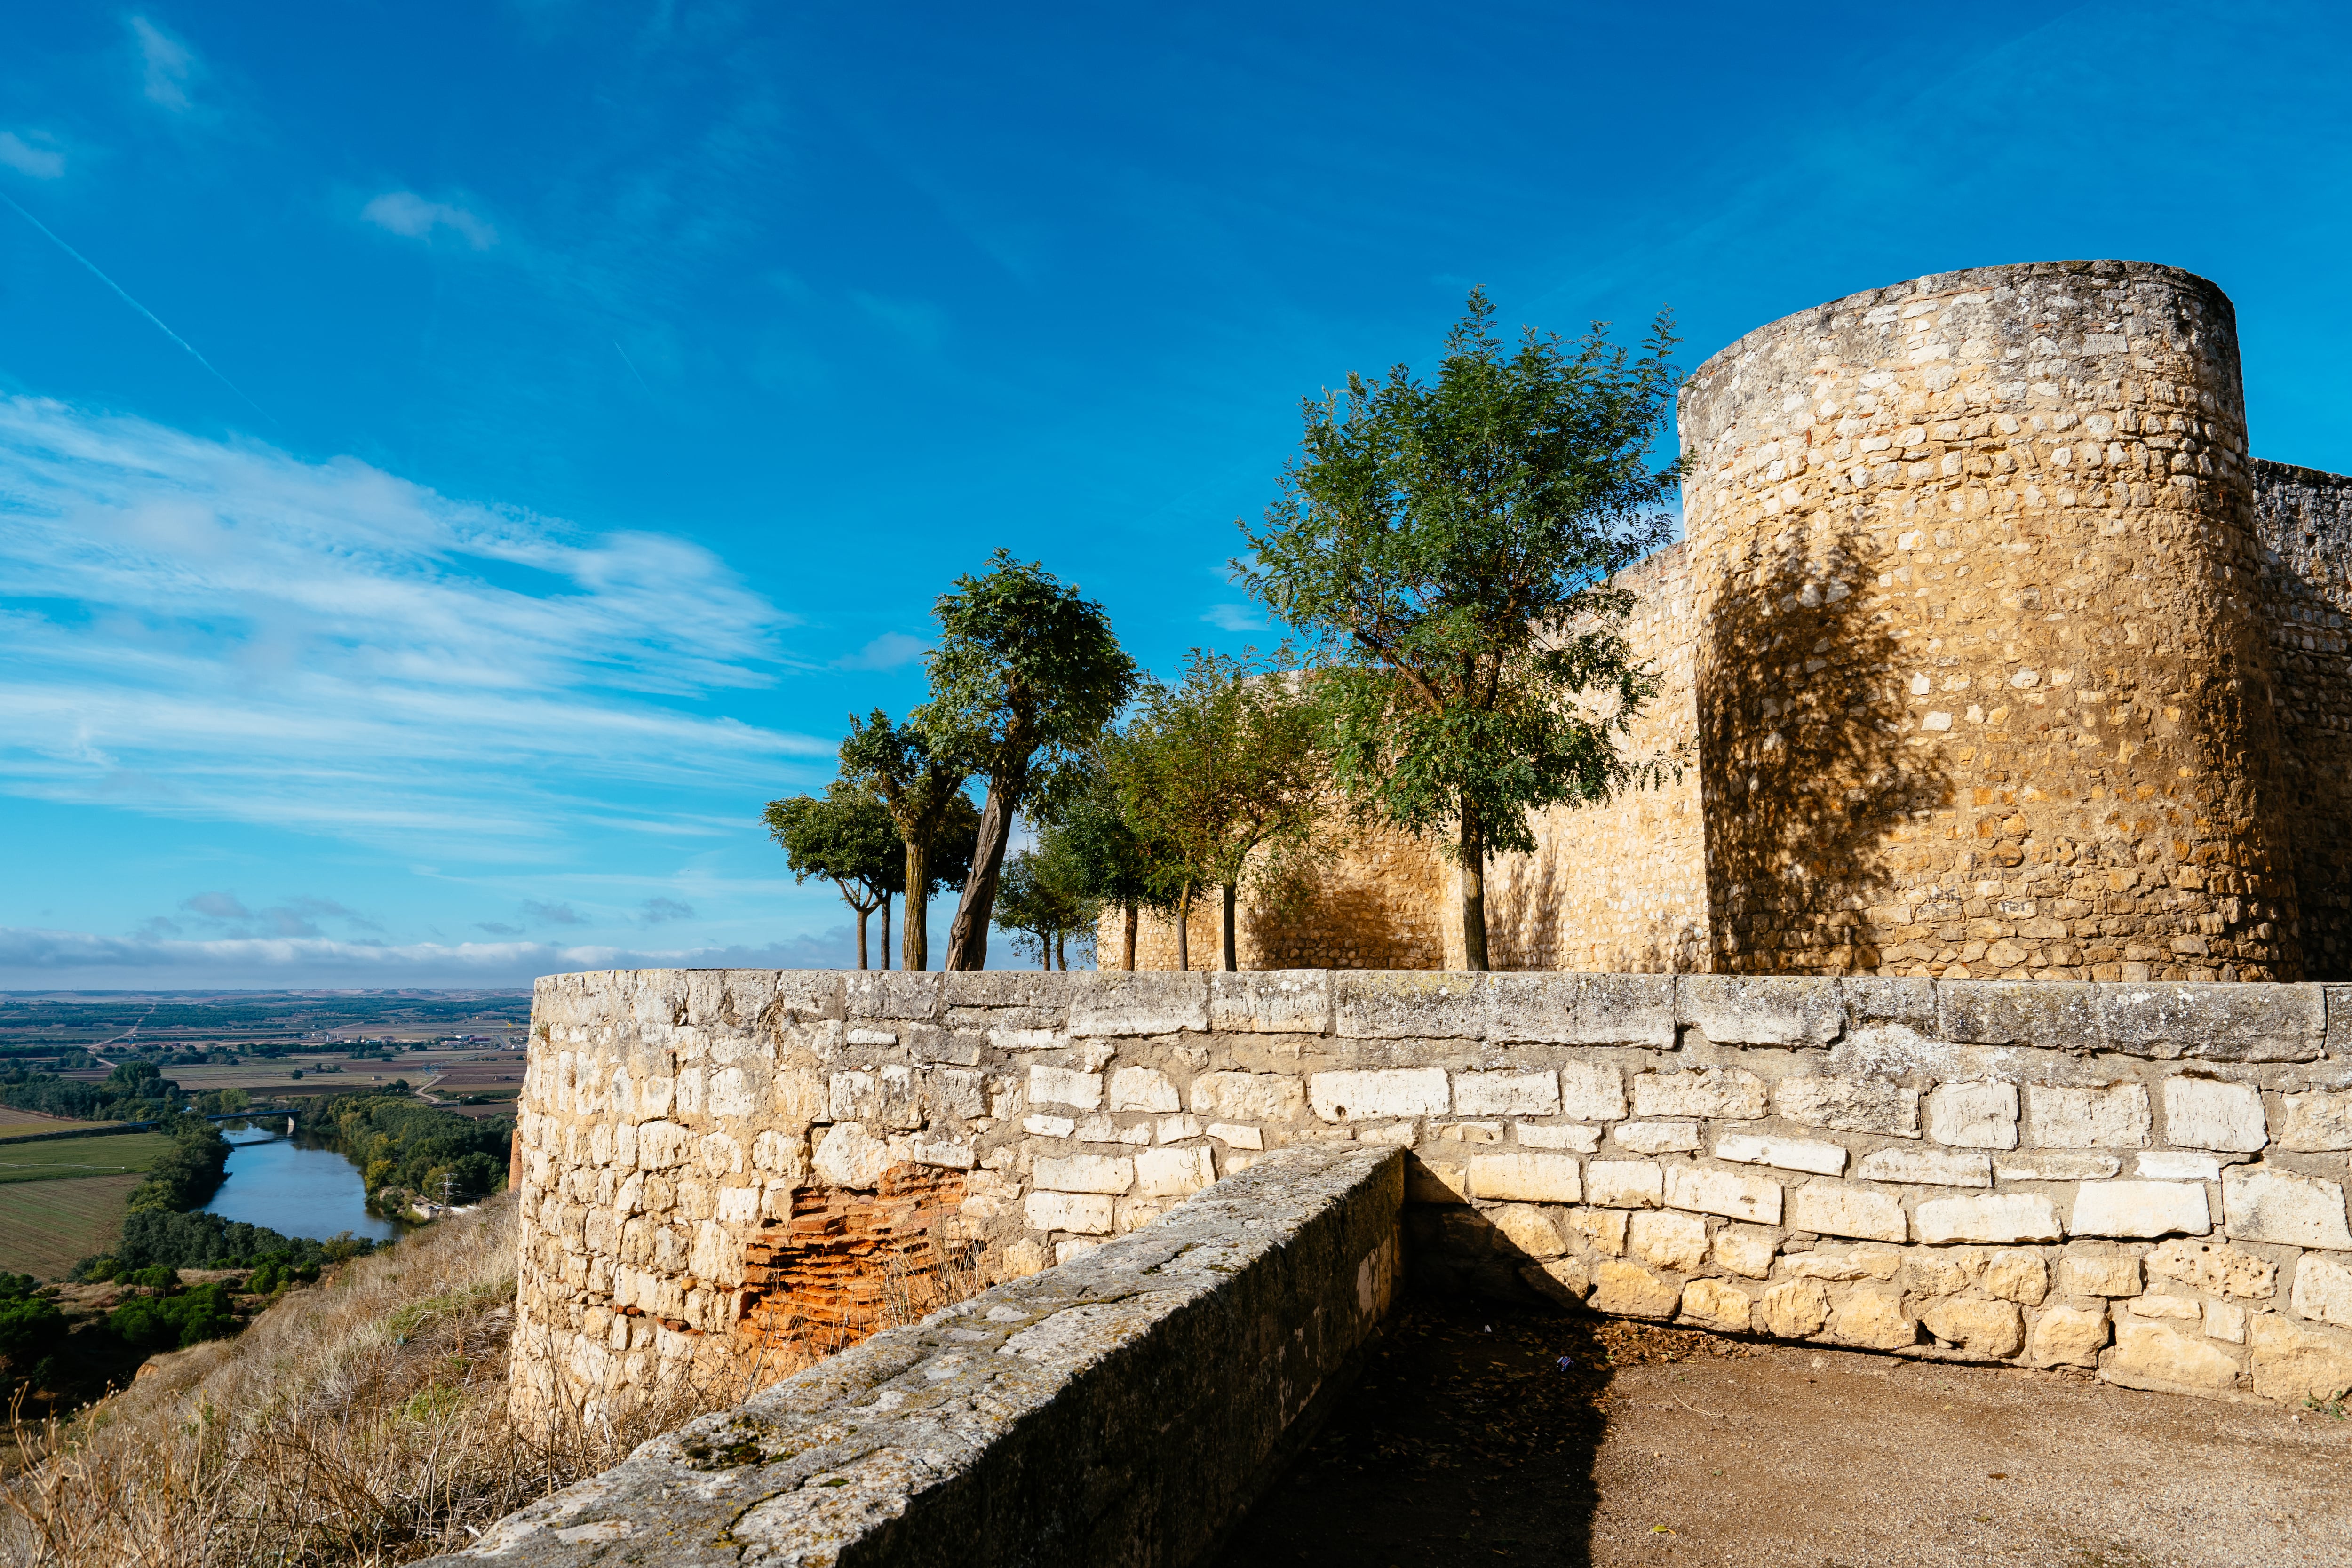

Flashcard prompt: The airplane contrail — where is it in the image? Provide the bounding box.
[0,189,277,425]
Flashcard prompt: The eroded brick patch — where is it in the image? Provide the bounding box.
[738,1165,971,1354]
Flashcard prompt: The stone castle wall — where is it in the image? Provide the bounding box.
[1113,262,2350,984]
[511,967,2352,1422]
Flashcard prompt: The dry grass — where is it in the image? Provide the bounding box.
[0,1193,729,1568]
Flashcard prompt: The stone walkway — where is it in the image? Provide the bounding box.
[1213,1300,2352,1568]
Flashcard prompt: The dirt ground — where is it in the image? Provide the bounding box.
[1213,1297,2352,1568]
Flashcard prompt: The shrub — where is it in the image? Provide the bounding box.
[106,1283,237,1353]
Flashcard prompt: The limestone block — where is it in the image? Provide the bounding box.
[1028,1066,1103,1113]
[910,1135,975,1170]
[2278,1090,2352,1151]
[1107,1067,1181,1114]
[1715,1133,1848,1176]
[1437,1122,1502,1145]
[811,1123,890,1190]
[2137,1152,2224,1181]
[2028,1083,2152,1149]
[846,970,941,1022]
[1677,975,1842,1046]
[1521,1258,1594,1306]
[1681,1278,1754,1334]
[708,1066,755,1120]
[1079,1114,1152,1146]
[2071,1181,2211,1239]
[1466,1153,1582,1204]
[1632,1068,1768,1120]
[1614,1122,1701,1154]
[1926,1082,2018,1149]
[1133,1145,1216,1199]
[1158,1114,1205,1143]
[1207,970,1331,1035]
[1841,976,1937,1032]
[1915,1194,2063,1245]
[1856,1147,1991,1187]
[2291,1254,2352,1330]
[1205,1122,1261,1149]
[1332,971,1484,1040]
[1899,1250,1971,1297]
[1189,1071,1306,1123]
[1782,1246,1900,1281]
[2098,982,2324,1063]
[1515,1124,1602,1152]
[1453,1070,1559,1118]
[1586,1160,1664,1209]
[715,1185,760,1224]
[1405,1157,1468,1205]
[2161,1078,2267,1152]
[1775,1076,1921,1137]
[1564,1206,1629,1257]
[2055,1253,2142,1297]
[2144,1239,2277,1300]
[1309,1068,1451,1122]
[1022,1114,1075,1138]
[1921,1296,2024,1358]
[987,1028,1064,1053]
[1830,1287,1916,1350]
[1713,1224,1780,1278]
[1938,982,2098,1051]
[2102,1318,2241,1394]
[2207,1300,2247,1343]
[2027,1304,2109,1368]
[1485,1203,1567,1258]
[1022,1191,1113,1234]
[1994,1151,2119,1181]
[1556,1061,1628,1121]
[1066,972,1208,1036]
[2249,1311,2352,1403]
[636,1120,691,1170]
[1757,1279,1832,1338]
[1979,1250,2048,1305]
[1589,1259,1683,1319]
[1033,1154,1135,1195]
[1629,1209,1710,1272]
[925,1067,986,1122]
[1788,1180,1907,1243]
[2222,1166,2352,1250]
[1665,1164,1781,1224]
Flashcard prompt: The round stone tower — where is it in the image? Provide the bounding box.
[1677,259,2303,982]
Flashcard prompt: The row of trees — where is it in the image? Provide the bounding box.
[770,289,1685,971]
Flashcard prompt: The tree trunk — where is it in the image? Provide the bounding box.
[880,892,892,971]
[1122,902,1137,971]
[1458,804,1490,972]
[902,840,930,971]
[1176,882,1192,971]
[1056,931,1067,971]
[854,903,869,970]
[945,772,1021,971]
[1221,883,1238,971]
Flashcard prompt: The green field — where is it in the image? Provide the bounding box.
[0,1174,143,1278]
[0,1131,172,1185]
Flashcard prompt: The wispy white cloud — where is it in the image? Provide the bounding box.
[639,896,695,924]
[0,133,64,180]
[0,397,827,856]
[129,16,198,112]
[834,631,928,671]
[361,191,499,250]
[1200,603,1265,631]
[173,891,381,939]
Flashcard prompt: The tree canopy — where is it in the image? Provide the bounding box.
[1236,287,1682,969]
[839,710,979,971]
[991,834,1099,971]
[765,781,903,969]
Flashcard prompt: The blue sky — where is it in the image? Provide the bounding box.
[3,1,2349,988]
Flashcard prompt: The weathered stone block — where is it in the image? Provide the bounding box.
[1107,1067,1181,1114]
[1915,1193,2063,1244]
[1514,1123,1601,1152]
[1521,1257,1594,1305]
[1333,971,1484,1040]
[1405,1156,1468,1205]
[2145,1239,2276,1300]
[1788,1180,1907,1242]
[1028,1065,1103,1113]
[811,1123,890,1189]
[1564,1205,1629,1257]
[909,1134,975,1170]
[941,971,1069,1027]
[1613,1121,1700,1154]
[1452,1070,1559,1118]
[2207,1299,2248,1343]
[2249,1311,2352,1403]
[2055,1253,2142,1297]
[1665,1164,1781,1224]
[1776,1076,1921,1137]
[2071,1181,2211,1239]
[1994,1151,2119,1181]
[1189,1072,1305,1123]
[1466,1153,1582,1204]
[1033,1154,1135,1195]
[1677,975,1841,1046]
[2161,1077,2267,1152]
[1715,1133,1847,1176]
[1856,1147,1990,1187]
[1586,1159,1664,1210]
[1757,1278,1831,1338]
[1133,1146,1216,1199]
[1021,1189,1113,1234]
[1979,1250,2048,1305]
[2102,1318,2241,1394]
[2291,1254,2352,1330]
[2098,983,2324,1063]
[1207,970,1332,1035]
[1065,972,1209,1037]
[1629,1209,1709,1272]
[1555,1060,1628,1121]
[2137,1151,2224,1180]
[1926,1081,2018,1149]
[1485,1202,1567,1258]
[1491,972,1674,1046]
[846,971,942,1022]
[1841,975,1937,1031]
[2027,1083,2151,1148]
[1203,1121,1257,1148]
[2223,1166,2352,1250]
[1631,1068,1767,1120]
[1590,1259,1682,1318]
[1310,1068,1450,1122]
[2028,1304,2109,1368]
[1680,1277,1754,1333]
[1921,1296,2024,1357]
[1713,1223,1780,1278]
[1830,1287,1916,1350]
[1781,1246,1900,1281]
[2278,1089,2352,1151]
[1939,981,2099,1050]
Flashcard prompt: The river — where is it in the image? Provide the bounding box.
[200,1125,402,1242]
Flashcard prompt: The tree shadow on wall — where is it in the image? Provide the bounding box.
[1697,523,1954,974]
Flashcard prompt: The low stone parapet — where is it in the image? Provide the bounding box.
[450,1144,1401,1565]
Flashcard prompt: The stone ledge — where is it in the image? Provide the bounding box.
[446,1146,1403,1567]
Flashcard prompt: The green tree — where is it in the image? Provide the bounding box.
[1237,288,1682,970]
[919,551,1137,970]
[1036,747,1171,971]
[1115,649,1324,971]
[839,712,981,971]
[764,781,903,969]
[991,835,1099,970]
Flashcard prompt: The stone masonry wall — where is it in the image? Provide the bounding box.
[2254,459,2352,981]
[513,967,2352,1424]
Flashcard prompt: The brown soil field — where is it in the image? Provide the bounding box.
[0,1106,111,1133]
[0,1174,143,1279]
